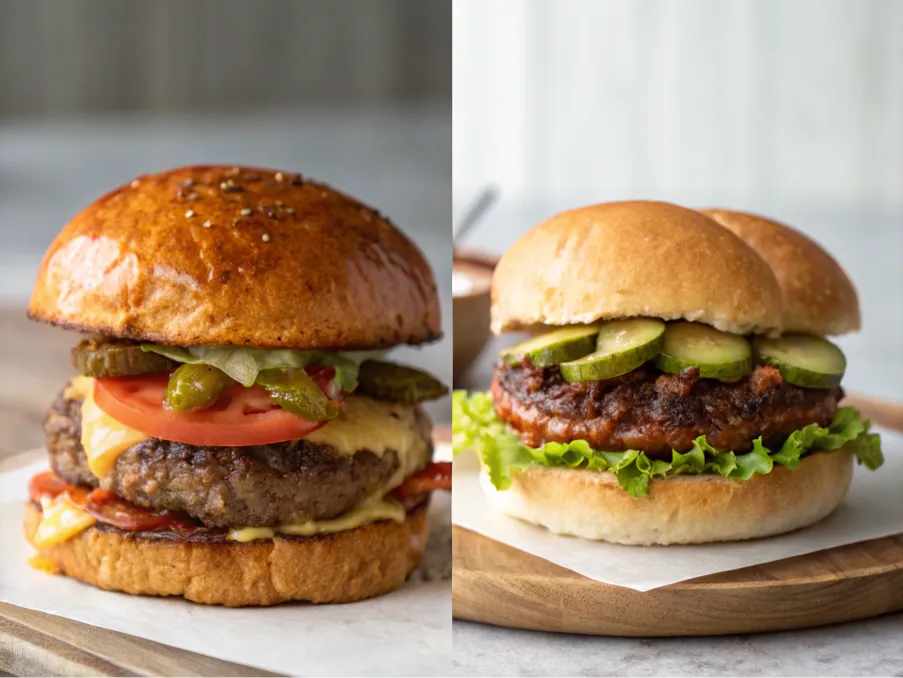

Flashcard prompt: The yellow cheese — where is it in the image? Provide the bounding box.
[306,394,431,487]
[227,497,406,543]
[28,555,61,575]
[68,375,95,399]
[71,377,149,478]
[227,527,277,543]
[34,495,96,548]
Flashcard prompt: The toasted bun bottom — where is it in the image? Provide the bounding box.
[25,503,428,606]
[480,451,853,545]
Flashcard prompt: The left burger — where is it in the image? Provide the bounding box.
[25,165,450,606]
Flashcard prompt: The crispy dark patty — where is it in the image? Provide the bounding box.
[45,389,430,529]
[493,361,843,456]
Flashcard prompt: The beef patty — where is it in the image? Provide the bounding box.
[493,361,842,455]
[45,390,431,528]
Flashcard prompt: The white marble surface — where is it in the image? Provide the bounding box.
[453,614,903,677]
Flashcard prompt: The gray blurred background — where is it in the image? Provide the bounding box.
[454,0,903,402]
[0,0,452,425]
[0,0,449,115]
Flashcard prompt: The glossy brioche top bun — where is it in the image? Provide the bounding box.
[700,209,860,336]
[490,201,783,335]
[28,165,441,349]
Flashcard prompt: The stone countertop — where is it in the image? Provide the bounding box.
[453,614,903,677]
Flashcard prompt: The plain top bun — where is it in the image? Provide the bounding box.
[700,209,860,336]
[28,165,441,349]
[25,502,428,606]
[491,201,783,335]
[481,451,852,545]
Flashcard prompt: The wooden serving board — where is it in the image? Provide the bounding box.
[0,603,276,677]
[453,527,903,636]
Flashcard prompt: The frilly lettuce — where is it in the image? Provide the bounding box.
[142,345,383,389]
[452,390,883,498]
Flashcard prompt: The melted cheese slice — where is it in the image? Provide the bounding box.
[28,555,62,575]
[70,376,149,479]
[227,497,406,543]
[34,495,96,548]
[306,395,431,490]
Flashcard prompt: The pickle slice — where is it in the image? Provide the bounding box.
[558,318,665,382]
[500,326,599,367]
[753,334,846,389]
[72,339,178,377]
[655,322,752,381]
[256,368,340,420]
[356,360,449,404]
[164,364,234,412]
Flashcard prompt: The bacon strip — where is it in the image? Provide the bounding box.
[393,461,451,503]
[29,470,199,533]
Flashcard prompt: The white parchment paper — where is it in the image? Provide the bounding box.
[453,429,903,592]
[0,448,451,677]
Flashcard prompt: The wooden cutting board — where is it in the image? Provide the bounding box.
[452,393,903,637]
[0,604,277,677]
[453,527,903,636]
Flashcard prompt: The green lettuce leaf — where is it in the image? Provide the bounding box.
[451,390,884,498]
[142,345,382,389]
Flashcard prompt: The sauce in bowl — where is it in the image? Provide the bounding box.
[453,261,492,297]
[452,252,496,382]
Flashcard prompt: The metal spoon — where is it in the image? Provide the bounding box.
[453,186,499,245]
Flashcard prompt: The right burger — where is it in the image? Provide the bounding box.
[453,200,883,545]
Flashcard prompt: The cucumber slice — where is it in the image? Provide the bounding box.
[559,318,665,382]
[655,322,752,381]
[753,334,846,389]
[500,326,598,367]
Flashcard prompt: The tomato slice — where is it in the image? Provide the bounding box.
[28,470,72,502]
[394,462,452,504]
[93,370,339,447]
[80,489,197,532]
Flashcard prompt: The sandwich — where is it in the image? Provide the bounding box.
[453,200,882,545]
[25,164,451,605]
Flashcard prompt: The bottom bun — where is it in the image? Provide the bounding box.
[480,451,853,545]
[24,503,428,606]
